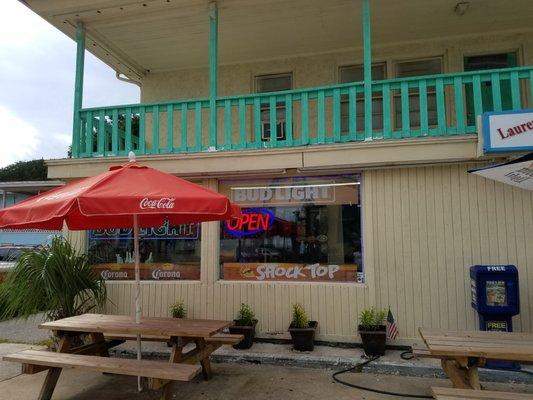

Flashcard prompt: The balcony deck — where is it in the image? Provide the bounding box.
[72,66,533,158]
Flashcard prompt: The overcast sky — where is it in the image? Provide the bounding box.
[0,0,140,168]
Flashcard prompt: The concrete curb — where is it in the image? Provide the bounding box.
[110,347,533,385]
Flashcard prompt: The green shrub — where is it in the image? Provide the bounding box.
[170,301,186,319]
[236,303,255,326]
[0,283,9,321]
[291,303,309,329]
[0,237,106,321]
[358,307,386,330]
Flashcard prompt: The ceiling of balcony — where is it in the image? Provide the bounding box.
[23,0,533,81]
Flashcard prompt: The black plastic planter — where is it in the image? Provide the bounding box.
[358,324,386,356]
[288,321,318,351]
[229,319,258,349]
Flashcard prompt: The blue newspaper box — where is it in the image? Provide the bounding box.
[470,265,519,331]
[470,265,520,370]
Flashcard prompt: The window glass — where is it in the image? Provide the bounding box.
[256,73,292,140]
[395,58,442,78]
[339,63,386,133]
[486,281,508,306]
[394,58,442,128]
[339,64,386,83]
[256,73,292,93]
[88,222,201,281]
[219,175,363,283]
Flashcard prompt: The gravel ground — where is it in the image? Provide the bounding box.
[0,314,50,344]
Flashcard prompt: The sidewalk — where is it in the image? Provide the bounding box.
[112,340,533,384]
[1,348,532,400]
[1,316,532,385]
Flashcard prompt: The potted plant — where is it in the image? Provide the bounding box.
[168,301,187,346]
[288,303,317,352]
[170,301,186,319]
[228,303,257,349]
[358,307,387,356]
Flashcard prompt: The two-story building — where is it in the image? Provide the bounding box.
[24,0,533,342]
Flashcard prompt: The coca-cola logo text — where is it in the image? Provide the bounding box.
[140,197,175,210]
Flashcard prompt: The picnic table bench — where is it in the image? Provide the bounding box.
[2,313,243,400]
[418,328,533,390]
[432,387,533,399]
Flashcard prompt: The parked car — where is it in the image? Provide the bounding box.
[0,245,36,278]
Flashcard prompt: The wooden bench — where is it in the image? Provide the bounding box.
[411,343,447,359]
[432,387,533,399]
[104,332,244,346]
[3,349,201,381]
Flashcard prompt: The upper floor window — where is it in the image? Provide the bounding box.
[255,73,292,141]
[394,57,443,129]
[464,52,518,125]
[339,63,386,133]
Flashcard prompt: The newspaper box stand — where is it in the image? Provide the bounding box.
[470,264,520,370]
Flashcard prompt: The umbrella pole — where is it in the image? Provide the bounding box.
[133,214,142,391]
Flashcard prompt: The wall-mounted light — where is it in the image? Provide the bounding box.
[454,1,470,16]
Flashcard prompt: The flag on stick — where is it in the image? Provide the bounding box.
[386,308,399,340]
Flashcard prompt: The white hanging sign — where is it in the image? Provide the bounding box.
[482,109,533,153]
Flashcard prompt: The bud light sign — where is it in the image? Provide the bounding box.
[224,208,274,237]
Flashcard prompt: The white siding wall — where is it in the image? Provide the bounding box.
[103,164,533,341]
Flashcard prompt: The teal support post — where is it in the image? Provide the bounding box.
[72,22,85,157]
[362,0,372,140]
[208,2,218,149]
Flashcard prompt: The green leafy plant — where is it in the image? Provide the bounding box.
[291,303,310,329]
[170,301,186,319]
[236,303,255,326]
[0,237,106,321]
[359,307,386,331]
[0,283,10,321]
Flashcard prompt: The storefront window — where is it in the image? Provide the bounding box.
[219,175,363,283]
[88,221,201,281]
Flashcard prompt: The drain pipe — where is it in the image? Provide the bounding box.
[116,71,141,87]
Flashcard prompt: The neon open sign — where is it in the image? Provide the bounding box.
[224,208,275,237]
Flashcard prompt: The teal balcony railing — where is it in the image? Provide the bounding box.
[72,66,533,158]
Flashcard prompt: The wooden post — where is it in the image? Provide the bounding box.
[71,22,85,158]
[194,338,213,380]
[208,2,218,149]
[362,0,372,140]
[38,334,72,400]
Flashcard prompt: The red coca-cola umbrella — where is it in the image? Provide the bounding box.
[0,153,240,389]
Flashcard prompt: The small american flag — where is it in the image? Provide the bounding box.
[386,308,399,340]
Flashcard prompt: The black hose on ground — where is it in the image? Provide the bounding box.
[333,348,533,397]
[332,355,433,399]
[401,350,415,360]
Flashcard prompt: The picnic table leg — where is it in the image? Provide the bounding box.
[441,359,480,390]
[90,332,110,357]
[160,337,185,400]
[466,365,481,390]
[195,338,213,381]
[38,334,72,400]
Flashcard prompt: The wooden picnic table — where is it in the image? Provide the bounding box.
[419,327,533,390]
[4,313,237,400]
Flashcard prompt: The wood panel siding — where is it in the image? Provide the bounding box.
[103,164,533,341]
[366,164,533,339]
